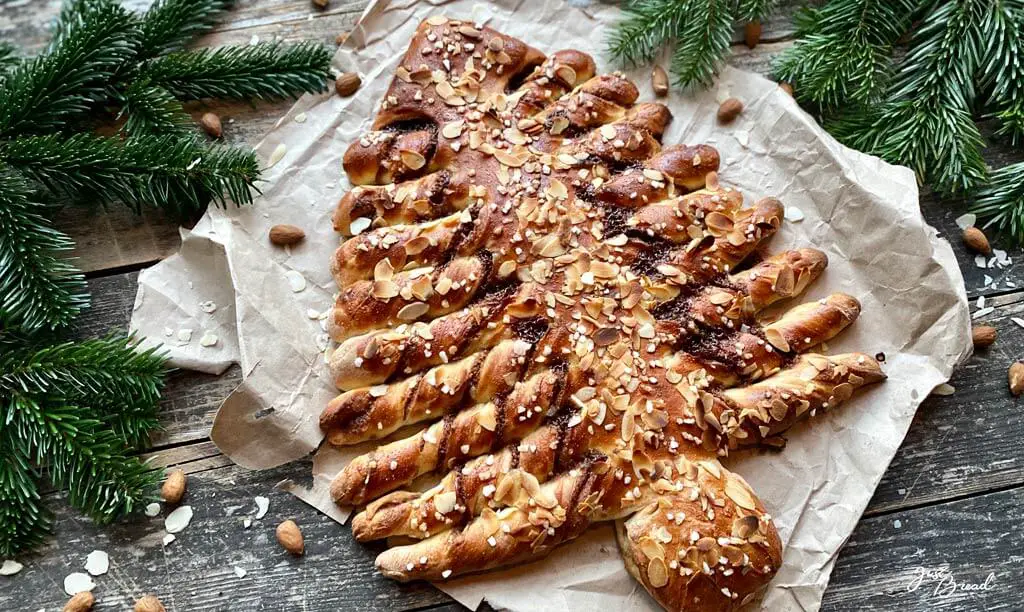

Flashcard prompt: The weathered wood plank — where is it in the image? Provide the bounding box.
[7,457,1021,611]
[2,459,451,612]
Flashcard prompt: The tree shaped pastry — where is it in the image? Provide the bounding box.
[321,16,885,611]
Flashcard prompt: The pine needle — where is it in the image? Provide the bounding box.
[138,0,235,57]
[0,0,138,137]
[826,0,990,194]
[972,161,1024,242]
[772,0,918,109]
[139,41,332,102]
[0,170,87,332]
[2,133,260,217]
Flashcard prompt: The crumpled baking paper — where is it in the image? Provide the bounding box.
[129,0,972,609]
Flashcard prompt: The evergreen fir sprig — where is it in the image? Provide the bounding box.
[118,82,193,136]
[0,334,166,555]
[140,42,334,102]
[0,429,52,556]
[772,0,918,109]
[2,133,260,216]
[138,0,234,57]
[979,1,1024,146]
[0,42,18,72]
[734,0,778,22]
[972,162,1024,241]
[0,0,138,137]
[0,170,87,332]
[826,0,989,194]
[609,0,741,89]
[0,0,332,555]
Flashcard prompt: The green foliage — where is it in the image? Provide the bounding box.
[138,0,234,57]
[141,42,334,101]
[734,0,778,22]
[0,170,87,332]
[772,0,918,108]
[0,334,167,555]
[0,0,138,137]
[119,82,193,136]
[972,162,1024,241]
[0,0,330,555]
[3,133,259,216]
[608,0,746,89]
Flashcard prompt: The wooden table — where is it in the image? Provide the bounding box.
[3,1,1023,610]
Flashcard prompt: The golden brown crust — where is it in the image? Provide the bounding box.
[321,16,886,612]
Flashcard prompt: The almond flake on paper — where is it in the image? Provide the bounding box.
[267,143,287,168]
[0,560,23,576]
[285,270,306,292]
[972,307,994,320]
[1012,317,1024,329]
[145,502,161,517]
[162,533,176,547]
[294,113,307,124]
[784,207,804,222]
[306,308,321,319]
[932,383,955,396]
[974,255,989,269]
[200,300,218,313]
[177,329,193,344]
[234,566,247,578]
[200,332,219,347]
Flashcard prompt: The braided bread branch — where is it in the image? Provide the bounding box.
[321,17,885,611]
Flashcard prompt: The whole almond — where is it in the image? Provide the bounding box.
[269,224,306,246]
[134,595,166,612]
[962,226,991,255]
[312,0,329,9]
[335,72,361,97]
[717,98,743,123]
[745,21,762,49]
[276,519,305,555]
[972,325,997,348]
[63,591,95,612]
[779,81,794,97]
[651,65,669,98]
[200,112,222,139]
[161,469,186,505]
[1010,362,1024,397]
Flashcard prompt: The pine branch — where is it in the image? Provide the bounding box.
[139,41,332,102]
[0,0,138,137]
[2,132,260,217]
[0,425,51,557]
[0,169,87,332]
[608,0,694,69]
[138,0,234,57]
[978,0,1024,145]
[607,0,735,89]
[671,0,734,89]
[0,42,18,72]
[734,0,777,22]
[0,335,167,449]
[5,393,159,521]
[971,161,1024,242]
[119,81,192,136]
[826,0,989,194]
[772,0,918,109]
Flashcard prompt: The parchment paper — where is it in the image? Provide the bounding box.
[129,0,972,609]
